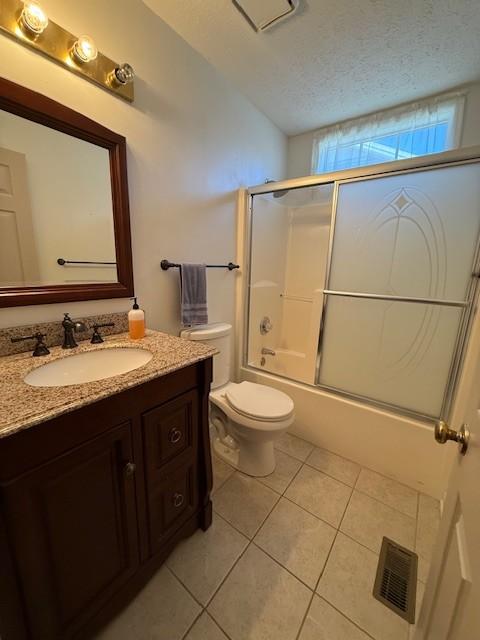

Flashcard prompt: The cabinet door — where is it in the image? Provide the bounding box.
[1,422,139,640]
[142,390,200,553]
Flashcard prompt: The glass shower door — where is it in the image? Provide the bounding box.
[247,184,334,385]
[317,162,480,418]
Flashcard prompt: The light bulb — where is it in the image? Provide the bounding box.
[20,1,48,35]
[114,63,135,85]
[72,35,98,63]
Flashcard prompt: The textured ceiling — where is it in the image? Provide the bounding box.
[142,0,480,136]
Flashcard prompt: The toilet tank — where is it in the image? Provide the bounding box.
[180,323,232,389]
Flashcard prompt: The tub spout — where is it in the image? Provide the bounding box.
[261,347,276,356]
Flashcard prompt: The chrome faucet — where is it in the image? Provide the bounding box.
[261,347,276,356]
[62,313,87,349]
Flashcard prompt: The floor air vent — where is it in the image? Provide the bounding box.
[373,537,418,623]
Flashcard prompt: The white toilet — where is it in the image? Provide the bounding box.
[181,323,295,477]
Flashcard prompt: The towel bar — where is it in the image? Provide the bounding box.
[57,258,117,266]
[160,260,239,271]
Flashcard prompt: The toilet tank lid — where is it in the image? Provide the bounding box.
[180,322,232,341]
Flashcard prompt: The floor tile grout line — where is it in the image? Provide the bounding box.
[294,589,315,640]
[295,518,343,640]
[353,484,418,520]
[316,596,379,640]
[354,457,423,494]
[275,434,314,462]
[284,457,309,494]
[303,461,356,489]
[303,458,360,488]
[212,470,283,536]
[250,539,316,592]
[256,452,303,496]
[336,482,355,530]
[165,565,206,611]
[281,490,346,530]
[180,607,204,640]
[204,611,235,640]
[203,537,255,632]
[305,443,363,472]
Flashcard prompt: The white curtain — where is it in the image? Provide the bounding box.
[311,92,465,175]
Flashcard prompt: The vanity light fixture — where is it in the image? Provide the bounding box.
[19,0,48,36]
[0,0,134,102]
[71,35,98,64]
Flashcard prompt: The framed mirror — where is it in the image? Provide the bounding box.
[0,77,134,307]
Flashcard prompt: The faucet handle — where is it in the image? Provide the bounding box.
[11,332,50,357]
[91,322,115,344]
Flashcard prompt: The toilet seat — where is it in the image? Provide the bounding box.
[225,381,294,422]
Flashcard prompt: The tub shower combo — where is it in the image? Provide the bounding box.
[243,149,480,423]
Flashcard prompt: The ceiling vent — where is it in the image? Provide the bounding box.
[232,0,299,32]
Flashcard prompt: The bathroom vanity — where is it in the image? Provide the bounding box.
[0,331,215,640]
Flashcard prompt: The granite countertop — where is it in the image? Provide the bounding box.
[0,330,216,440]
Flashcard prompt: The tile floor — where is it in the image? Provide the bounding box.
[97,432,441,640]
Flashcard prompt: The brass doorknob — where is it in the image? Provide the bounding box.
[434,421,469,455]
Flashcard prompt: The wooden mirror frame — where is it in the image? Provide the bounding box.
[0,77,134,307]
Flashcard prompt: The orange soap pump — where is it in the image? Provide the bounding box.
[128,297,145,339]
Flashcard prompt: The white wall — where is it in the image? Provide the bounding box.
[286,82,480,179]
[0,0,286,332]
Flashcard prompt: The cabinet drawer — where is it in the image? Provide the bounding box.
[142,390,198,470]
[147,461,198,553]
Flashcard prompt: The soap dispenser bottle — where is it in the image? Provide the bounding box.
[128,297,145,339]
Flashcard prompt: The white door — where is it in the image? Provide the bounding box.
[415,318,480,638]
[0,146,39,285]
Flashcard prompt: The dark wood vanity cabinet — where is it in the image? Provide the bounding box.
[0,359,213,640]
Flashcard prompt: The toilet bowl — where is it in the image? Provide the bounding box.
[210,381,294,476]
[180,323,295,476]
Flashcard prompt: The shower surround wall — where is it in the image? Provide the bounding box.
[248,188,332,384]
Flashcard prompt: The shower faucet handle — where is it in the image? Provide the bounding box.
[260,316,273,334]
[261,347,276,356]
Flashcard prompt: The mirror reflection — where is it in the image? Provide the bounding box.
[0,108,117,287]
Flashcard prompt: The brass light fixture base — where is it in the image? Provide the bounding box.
[0,0,134,103]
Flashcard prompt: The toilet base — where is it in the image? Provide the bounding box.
[213,434,276,477]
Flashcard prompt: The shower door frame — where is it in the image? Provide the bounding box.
[243,145,480,423]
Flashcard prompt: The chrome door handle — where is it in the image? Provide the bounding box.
[434,421,469,455]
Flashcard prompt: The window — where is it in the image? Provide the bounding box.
[312,93,465,175]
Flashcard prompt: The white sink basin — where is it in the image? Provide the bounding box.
[24,348,153,387]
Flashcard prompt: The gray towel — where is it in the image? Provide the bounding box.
[180,263,208,326]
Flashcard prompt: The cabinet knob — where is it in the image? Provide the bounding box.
[124,462,136,477]
[169,428,182,444]
[173,492,184,508]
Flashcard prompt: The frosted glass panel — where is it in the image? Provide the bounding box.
[329,164,480,301]
[318,296,462,417]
